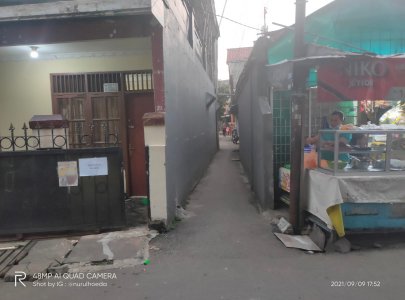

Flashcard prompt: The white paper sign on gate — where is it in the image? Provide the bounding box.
[79,157,108,177]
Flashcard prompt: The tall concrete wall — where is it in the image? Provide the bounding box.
[236,37,275,210]
[228,62,247,93]
[162,3,218,222]
[238,76,253,186]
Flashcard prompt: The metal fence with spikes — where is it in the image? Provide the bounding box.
[0,122,119,152]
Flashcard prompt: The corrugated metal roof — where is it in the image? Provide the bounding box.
[227,47,253,64]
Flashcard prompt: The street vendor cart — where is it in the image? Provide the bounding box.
[306,128,405,236]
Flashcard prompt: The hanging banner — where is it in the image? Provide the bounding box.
[317,56,405,102]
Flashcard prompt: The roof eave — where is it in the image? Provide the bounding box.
[0,0,152,22]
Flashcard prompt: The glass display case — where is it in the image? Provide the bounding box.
[317,129,405,175]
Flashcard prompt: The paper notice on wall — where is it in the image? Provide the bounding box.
[79,157,108,177]
[57,161,78,187]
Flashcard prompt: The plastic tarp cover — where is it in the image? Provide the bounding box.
[306,170,405,227]
[268,0,405,64]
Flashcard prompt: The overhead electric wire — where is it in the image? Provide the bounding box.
[216,15,262,31]
[218,0,228,28]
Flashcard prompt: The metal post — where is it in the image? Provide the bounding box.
[36,124,41,149]
[22,123,28,151]
[9,123,15,152]
[289,0,307,233]
[64,126,68,149]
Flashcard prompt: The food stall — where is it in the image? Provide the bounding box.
[306,127,405,236]
[267,53,405,236]
[285,54,405,236]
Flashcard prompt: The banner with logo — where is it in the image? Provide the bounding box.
[317,56,405,102]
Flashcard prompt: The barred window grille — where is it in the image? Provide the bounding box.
[52,70,153,94]
[124,71,153,92]
[52,74,86,93]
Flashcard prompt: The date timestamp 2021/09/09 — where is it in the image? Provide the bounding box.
[330,281,381,288]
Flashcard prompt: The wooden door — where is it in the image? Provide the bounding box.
[56,94,121,147]
[89,94,121,146]
[126,93,155,196]
[55,95,87,147]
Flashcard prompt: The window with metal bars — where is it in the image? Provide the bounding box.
[123,71,153,92]
[51,70,153,94]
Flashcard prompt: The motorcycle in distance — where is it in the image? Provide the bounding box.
[232,128,239,144]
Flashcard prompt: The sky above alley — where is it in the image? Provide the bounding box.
[214,0,334,80]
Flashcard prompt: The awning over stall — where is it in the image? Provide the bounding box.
[267,53,405,102]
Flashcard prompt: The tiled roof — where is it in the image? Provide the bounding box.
[226,47,253,64]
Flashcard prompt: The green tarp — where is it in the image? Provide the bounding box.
[268,0,405,64]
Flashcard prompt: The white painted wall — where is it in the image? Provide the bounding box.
[144,124,167,223]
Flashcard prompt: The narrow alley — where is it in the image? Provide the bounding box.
[1,136,405,300]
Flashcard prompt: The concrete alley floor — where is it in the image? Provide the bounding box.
[2,136,405,300]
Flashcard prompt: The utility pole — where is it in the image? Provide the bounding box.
[289,0,307,233]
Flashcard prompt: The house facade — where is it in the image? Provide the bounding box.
[0,0,219,226]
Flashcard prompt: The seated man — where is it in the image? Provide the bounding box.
[306,110,351,162]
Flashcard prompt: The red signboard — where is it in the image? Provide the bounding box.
[317,57,405,102]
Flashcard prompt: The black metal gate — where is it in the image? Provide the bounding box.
[0,147,125,235]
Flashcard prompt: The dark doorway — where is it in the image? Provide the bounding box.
[125,93,155,196]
